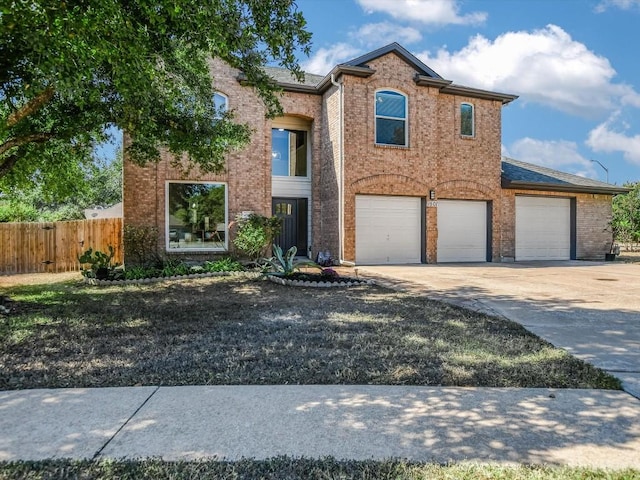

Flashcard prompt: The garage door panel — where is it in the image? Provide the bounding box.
[437,200,487,263]
[356,195,421,265]
[516,196,570,261]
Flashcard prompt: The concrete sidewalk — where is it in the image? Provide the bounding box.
[1,385,640,468]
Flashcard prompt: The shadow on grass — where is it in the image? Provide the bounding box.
[0,277,620,391]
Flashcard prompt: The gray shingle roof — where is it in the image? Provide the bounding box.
[263,66,324,87]
[501,157,628,194]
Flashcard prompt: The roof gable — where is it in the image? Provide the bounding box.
[341,42,443,79]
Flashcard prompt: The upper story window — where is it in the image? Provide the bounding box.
[213,92,228,119]
[271,128,308,177]
[461,102,474,137]
[375,90,407,146]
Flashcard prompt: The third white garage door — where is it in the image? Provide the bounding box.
[437,200,488,262]
[516,196,571,261]
[355,195,421,264]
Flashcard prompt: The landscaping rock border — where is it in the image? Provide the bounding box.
[266,274,373,288]
[83,271,262,286]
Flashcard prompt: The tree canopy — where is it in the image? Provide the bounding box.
[0,145,123,222]
[0,0,312,198]
[612,181,640,246]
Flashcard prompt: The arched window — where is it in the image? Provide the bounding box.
[375,90,408,146]
[461,102,474,137]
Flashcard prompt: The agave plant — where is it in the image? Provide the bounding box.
[267,245,318,276]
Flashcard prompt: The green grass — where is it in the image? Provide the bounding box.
[0,276,621,390]
[1,458,638,480]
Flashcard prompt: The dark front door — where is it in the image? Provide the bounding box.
[272,198,308,256]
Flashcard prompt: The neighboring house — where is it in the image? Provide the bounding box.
[83,202,123,220]
[123,43,627,265]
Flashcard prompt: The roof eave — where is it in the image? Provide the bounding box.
[414,74,453,88]
[276,82,320,94]
[442,84,518,104]
[502,179,630,195]
[316,65,376,92]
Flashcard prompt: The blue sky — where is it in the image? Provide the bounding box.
[294,0,640,185]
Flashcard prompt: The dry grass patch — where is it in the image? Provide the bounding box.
[1,458,638,480]
[0,276,620,390]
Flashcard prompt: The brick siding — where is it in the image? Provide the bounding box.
[123,52,613,265]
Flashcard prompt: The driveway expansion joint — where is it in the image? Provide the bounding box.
[92,385,160,460]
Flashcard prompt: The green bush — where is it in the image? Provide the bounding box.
[232,214,281,261]
[124,265,160,280]
[0,202,39,222]
[204,257,244,272]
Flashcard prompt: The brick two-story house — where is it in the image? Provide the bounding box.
[123,43,627,264]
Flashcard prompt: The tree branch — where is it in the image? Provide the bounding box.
[0,153,20,179]
[5,86,55,128]
[0,132,55,156]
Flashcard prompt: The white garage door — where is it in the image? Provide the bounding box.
[355,195,421,264]
[437,200,487,262]
[516,196,570,261]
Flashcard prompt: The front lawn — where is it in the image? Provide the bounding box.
[1,458,637,480]
[0,276,620,390]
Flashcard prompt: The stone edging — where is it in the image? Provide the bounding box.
[266,274,374,288]
[83,271,261,286]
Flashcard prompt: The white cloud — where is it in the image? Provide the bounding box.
[352,22,423,46]
[507,137,597,178]
[595,0,640,12]
[301,43,362,75]
[587,113,640,164]
[356,0,487,25]
[418,25,640,117]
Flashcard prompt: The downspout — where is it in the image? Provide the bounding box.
[331,73,351,266]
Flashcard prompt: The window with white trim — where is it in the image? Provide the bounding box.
[213,92,228,119]
[375,90,407,146]
[166,182,227,251]
[461,102,474,137]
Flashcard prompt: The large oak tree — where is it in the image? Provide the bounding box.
[0,0,311,198]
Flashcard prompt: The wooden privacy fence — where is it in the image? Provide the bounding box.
[0,218,123,274]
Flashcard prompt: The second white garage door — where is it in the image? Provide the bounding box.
[437,200,488,262]
[355,195,421,264]
[516,196,571,261]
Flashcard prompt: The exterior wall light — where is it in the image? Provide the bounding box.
[429,190,436,200]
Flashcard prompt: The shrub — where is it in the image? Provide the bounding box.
[232,214,281,261]
[321,267,339,278]
[124,265,160,280]
[204,257,244,272]
[123,225,161,267]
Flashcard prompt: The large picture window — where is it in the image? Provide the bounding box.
[166,182,227,251]
[375,90,407,146]
[461,102,474,137]
[271,128,308,177]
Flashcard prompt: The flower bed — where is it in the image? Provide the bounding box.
[83,271,261,286]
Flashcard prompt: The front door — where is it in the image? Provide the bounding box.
[272,198,308,256]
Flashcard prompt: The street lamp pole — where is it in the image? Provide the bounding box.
[591,159,609,183]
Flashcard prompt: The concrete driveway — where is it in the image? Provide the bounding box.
[359,261,640,398]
